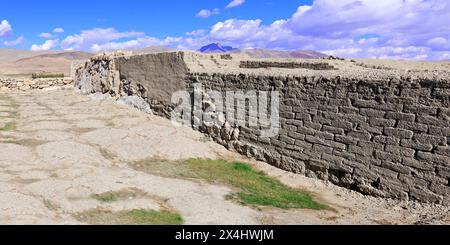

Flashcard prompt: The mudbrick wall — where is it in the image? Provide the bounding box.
[75,52,450,205]
[240,61,337,70]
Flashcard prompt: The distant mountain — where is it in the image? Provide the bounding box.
[0,48,93,78]
[0,48,64,63]
[198,45,328,58]
[16,51,93,62]
[199,43,239,53]
[241,49,329,59]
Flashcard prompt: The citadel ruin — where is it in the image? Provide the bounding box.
[71,51,450,205]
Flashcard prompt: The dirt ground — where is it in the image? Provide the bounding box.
[0,87,448,225]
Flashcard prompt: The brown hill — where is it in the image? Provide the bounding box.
[15,51,93,62]
[242,49,328,59]
[0,49,93,78]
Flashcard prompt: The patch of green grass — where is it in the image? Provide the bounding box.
[43,199,60,211]
[32,73,65,79]
[9,111,18,118]
[91,193,118,203]
[0,123,15,131]
[91,188,148,203]
[0,139,47,147]
[105,121,115,128]
[0,111,17,118]
[99,148,118,160]
[132,159,326,210]
[76,209,183,225]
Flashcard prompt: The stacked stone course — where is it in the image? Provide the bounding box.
[240,61,336,70]
[0,78,73,91]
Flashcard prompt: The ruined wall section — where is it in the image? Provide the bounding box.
[115,52,188,117]
[74,53,450,204]
[186,74,450,204]
[240,61,336,70]
[74,53,123,95]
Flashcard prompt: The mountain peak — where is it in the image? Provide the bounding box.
[199,43,239,53]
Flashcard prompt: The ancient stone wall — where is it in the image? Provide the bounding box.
[75,52,450,204]
[0,78,72,91]
[239,61,336,70]
[185,74,450,204]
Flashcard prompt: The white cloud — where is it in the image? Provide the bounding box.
[39,28,65,39]
[196,8,220,18]
[61,28,144,51]
[56,27,183,52]
[0,20,12,37]
[26,0,450,60]
[39,32,54,39]
[53,28,64,33]
[186,29,206,37]
[3,36,25,46]
[427,37,450,50]
[90,37,161,52]
[226,0,246,9]
[91,36,183,52]
[30,39,59,51]
[210,19,262,41]
[186,0,450,60]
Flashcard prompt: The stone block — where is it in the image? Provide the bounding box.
[347,130,372,141]
[369,118,396,127]
[416,151,450,165]
[384,127,413,139]
[385,112,415,122]
[413,134,446,146]
[322,125,345,135]
[335,135,358,145]
[375,150,403,162]
[398,121,428,133]
[360,108,385,118]
[385,145,415,158]
[402,158,435,171]
[400,139,433,152]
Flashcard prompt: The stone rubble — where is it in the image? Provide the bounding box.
[0,78,73,91]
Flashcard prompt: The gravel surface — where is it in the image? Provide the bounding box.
[0,87,448,225]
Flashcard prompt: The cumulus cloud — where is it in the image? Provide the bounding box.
[39,28,65,39]
[283,0,450,59]
[186,29,206,37]
[55,27,183,52]
[61,28,144,51]
[196,8,220,18]
[3,36,25,46]
[26,0,450,60]
[30,39,59,51]
[39,32,54,39]
[53,28,64,33]
[226,0,246,9]
[186,0,450,60]
[0,20,12,37]
[90,37,183,52]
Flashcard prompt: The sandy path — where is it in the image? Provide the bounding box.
[0,88,448,225]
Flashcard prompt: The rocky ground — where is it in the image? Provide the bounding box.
[0,87,448,225]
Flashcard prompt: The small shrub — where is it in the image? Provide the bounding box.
[132,158,327,210]
[32,73,65,79]
[0,123,16,131]
[75,209,183,225]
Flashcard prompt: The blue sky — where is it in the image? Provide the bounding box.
[1,0,449,60]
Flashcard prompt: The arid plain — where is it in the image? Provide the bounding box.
[0,48,449,224]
